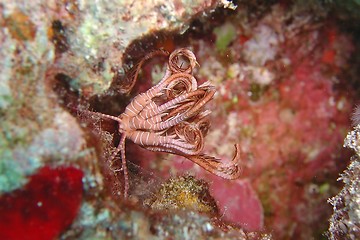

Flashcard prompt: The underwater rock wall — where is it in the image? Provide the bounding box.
[0,0,359,239]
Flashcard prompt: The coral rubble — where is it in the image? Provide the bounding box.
[328,125,360,239]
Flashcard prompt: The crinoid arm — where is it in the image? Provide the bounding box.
[119,134,129,199]
[84,110,122,123]
[119,49,170,94]
[185,144,242,180]
[145,143,243,180]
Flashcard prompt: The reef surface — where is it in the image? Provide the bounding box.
[0,0,359,239]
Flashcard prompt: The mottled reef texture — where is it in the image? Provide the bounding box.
[0,0,360,239]
[327,125,360,240]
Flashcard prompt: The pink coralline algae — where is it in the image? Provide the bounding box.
[211,178,263,231]
[0,166,83,240]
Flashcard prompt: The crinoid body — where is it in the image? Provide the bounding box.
[87,48,242,198]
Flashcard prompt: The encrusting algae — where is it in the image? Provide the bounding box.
[145,175,218,215]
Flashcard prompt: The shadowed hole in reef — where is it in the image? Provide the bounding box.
[51,20,69,55]
[52,73,80,110]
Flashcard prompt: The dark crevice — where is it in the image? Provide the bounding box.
[52,73,80,111]
[51,20,69,55]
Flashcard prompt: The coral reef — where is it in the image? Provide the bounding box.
[328,156,360,239]
[328,125,360,239]
[0,0,359,239]
[48,0,220,96]
[0,0,253,239]
[351,105,360,126]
